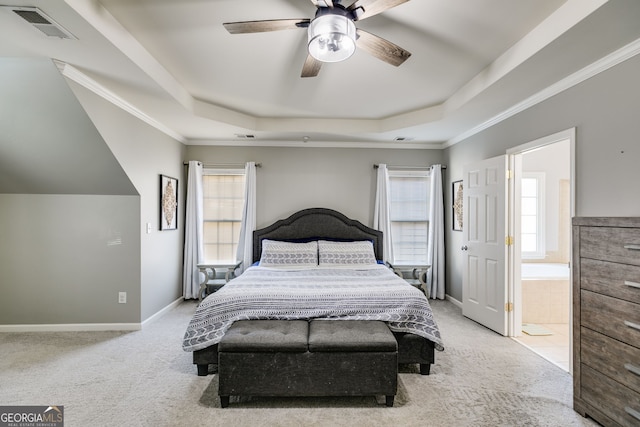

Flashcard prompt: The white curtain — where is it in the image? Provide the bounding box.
[373,164,394,264]
[427,164,445,299]
[182,161,204,299]
[235,162,256,274]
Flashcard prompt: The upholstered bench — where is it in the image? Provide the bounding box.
[217,319,398,407]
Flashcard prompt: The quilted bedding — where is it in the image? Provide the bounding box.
[182,265,443,352]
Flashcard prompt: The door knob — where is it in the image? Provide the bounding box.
[461,245,468,251]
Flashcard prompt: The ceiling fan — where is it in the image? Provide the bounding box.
[223,0,412,78]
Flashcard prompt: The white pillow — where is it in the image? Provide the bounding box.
[318,240,377,266]
[259,240,318,268]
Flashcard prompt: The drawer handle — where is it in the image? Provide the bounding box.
[624,320,640,331]
[625,280,640,289]
[625,363,640,377]
[624,244,640,251]
[626,406,640,422]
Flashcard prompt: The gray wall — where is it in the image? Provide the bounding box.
[0,58,137,195]
[185,145,443,229]
[0,58,185,326]
[0,194,140,324]
[68,81,186,322]
[444,52,640,301]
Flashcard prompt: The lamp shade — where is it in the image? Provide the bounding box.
[307,14,356,63]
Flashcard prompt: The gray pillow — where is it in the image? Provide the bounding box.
[259,240,318,268]
[318,240,377,266]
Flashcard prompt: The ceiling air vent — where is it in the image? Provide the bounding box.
[8,6,76,39]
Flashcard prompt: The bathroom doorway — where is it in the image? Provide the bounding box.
[508,130,574,372]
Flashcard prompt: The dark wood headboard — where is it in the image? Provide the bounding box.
[252,208,383,263]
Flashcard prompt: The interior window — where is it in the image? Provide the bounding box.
[388,170,430,265]
[202,169,245,263]
[521,172,545,259]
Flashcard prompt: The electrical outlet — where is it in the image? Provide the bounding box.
[118,292,127,304]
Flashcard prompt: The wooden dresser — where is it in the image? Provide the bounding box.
[573,217,640,426]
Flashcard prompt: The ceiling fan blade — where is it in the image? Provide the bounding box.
[310,0,334,7]
[301,54,323,78]
[223,19,310,34]
[348,0,409,21]
[356,29,411,67]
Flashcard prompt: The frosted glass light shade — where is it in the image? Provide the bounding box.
[307,14,356,63]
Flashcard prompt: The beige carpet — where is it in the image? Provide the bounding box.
[0,300,597,427]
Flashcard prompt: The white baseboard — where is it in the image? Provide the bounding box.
[0,297,184,332]
[141,297,183,327]
[445,294,462,309]
[0,323,141,332]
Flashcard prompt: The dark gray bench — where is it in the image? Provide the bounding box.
[217,320,398,407]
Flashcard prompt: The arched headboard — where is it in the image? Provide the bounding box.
[252,208,383,263]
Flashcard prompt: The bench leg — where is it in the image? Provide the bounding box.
[197,364,209,376]
[220,396,230,408]
[385,396,395,407]
[420,363,431,375]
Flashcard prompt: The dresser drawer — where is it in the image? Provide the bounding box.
[580,226,640,267]
[581,258,640,304]
[582,364,640,427]
[581,290,640,346]
[581,327,640,394]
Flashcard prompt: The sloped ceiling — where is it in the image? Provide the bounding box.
[0,57,137,195]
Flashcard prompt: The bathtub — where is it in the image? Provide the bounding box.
[521,263,570,324]
[521,263,570,280]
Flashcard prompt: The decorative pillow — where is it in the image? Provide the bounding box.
[318,240,377,266]
[259,240,318,268]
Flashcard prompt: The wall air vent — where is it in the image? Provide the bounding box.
[8,6,77,39]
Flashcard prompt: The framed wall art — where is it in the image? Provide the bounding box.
[160,174,178,231]
[452,180,463,231]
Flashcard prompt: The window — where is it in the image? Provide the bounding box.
[202,169,245,263]
[521,172,545,259]
[388,170,430,265]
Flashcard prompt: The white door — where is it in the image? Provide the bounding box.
[462,155,509,336]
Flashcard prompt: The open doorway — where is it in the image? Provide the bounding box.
[508,129,574,372]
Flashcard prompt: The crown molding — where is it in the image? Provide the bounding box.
[53,29,640,151]
[186,139,444,150]
[54,60,187,143]
[445,36,640,148]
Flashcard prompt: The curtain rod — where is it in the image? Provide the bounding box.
[373,164,446,170]
[183,161,261,168]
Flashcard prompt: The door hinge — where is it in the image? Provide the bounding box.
[505,236,514,246]
[506,169,513,179]
[505,302,513,312]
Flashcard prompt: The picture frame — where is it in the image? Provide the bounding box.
[452,180,463,231]
[160,175,178,231]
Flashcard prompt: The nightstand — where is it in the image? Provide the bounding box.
[197,262,242,301]
[390,264,431,298]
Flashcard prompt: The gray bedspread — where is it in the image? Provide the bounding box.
[182,265,444,352]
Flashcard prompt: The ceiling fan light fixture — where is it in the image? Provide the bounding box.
[307,14,356,63]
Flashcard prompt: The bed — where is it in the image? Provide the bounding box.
[183,207,443,376]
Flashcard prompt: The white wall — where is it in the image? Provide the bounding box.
[522,140,570,260]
